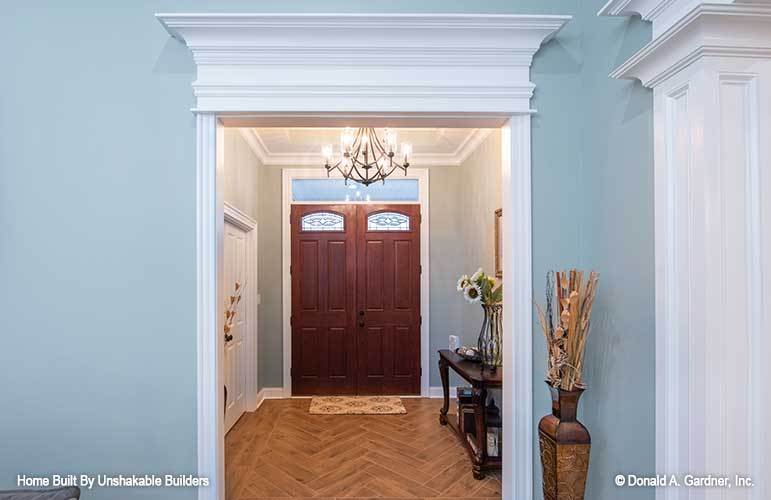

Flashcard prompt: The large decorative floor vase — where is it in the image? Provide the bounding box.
[538,383,590,500]
[477,304,502,368]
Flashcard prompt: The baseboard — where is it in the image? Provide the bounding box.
[428,386,458,398]
[256,387,452,405]
[254,387,286,410]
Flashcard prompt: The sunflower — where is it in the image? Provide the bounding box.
[456,274,469,291]
[463,284,482,303]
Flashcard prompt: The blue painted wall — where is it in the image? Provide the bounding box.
[0,2,653,499]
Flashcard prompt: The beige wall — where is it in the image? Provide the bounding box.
[458,130,502,337]
[223,129,261,220]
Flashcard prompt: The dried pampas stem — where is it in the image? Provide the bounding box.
[535,269,599,391]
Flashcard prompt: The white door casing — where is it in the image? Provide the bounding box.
[156,13,571,500]
[223,221,247,432]
[600,2,771,499]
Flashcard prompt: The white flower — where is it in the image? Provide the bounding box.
[471,268,484,282]
[463,284,482,303]
[456,275,469,291]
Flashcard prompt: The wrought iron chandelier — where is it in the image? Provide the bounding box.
[322,127,412,186]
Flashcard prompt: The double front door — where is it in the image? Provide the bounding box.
[290,204,421,396]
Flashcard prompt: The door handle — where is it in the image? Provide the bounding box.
[358,310,365,327]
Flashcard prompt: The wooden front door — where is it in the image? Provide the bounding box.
[290,204,420,395]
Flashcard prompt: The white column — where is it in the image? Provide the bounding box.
[501,114,533,500]
[600,3,771,500]
[196,112,225,500]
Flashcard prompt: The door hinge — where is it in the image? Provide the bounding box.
[420,367,422,376]
[290,367,294,377]
[290,265,293,275]
[290,315,294,327]
[419,265,422,275]
[419,315,422,325]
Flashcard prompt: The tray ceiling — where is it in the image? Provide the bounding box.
[242,127,492,167]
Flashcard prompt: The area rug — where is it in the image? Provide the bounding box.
[308,396,407,415]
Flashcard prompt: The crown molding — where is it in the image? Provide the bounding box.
[598,0,736,36]
[240,128,494,167]
[602,2,771,87]
[156,13,570,113]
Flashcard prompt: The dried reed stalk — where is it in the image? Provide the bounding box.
[535,269,599,390]
[224,281,244,336]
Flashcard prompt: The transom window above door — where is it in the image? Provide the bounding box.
[292,178,419,202]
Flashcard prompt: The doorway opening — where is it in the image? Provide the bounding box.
[222,124,506,498]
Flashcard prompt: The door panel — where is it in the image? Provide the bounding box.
[224,222,248,432]
[356,205,421,395]
[290,203,420,396]
[291,205,357,395]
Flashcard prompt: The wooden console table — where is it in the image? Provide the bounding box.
[438,349,503,479]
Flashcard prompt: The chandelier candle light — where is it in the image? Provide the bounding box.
[322,127,412,186]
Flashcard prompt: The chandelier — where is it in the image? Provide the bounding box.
[322,127,412,186]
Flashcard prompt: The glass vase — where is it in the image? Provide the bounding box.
[477,303,503,368]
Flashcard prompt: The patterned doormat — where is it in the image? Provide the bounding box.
[308,396,407,415]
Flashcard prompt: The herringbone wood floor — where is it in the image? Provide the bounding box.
[225,398,502,499]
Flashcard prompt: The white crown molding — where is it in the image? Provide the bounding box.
[223,201,257,231]
[237,128,268,165]
[598,0,734,36]
[242,128,494,167]
[156,13,569,113]
[602,2,771,87]
[453,128,495,165]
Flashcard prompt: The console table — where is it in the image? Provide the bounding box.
[438,349,503,479]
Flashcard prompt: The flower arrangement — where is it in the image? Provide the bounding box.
[535,270,599,391]
[223,281,244,342]
[456,268,503,305]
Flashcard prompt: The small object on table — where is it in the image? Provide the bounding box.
[486,398,502,458]
[438,349,502,480]
[449,335,460,351]
[456,386,475,435]
[456,345,482,362]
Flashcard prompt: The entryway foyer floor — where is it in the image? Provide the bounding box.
[225,398,502,499]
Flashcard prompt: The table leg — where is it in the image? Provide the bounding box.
[438,356,450,425]
[472,386,487,479]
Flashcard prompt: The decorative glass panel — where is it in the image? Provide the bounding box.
[301,212,344,231]
[367,212,410,231]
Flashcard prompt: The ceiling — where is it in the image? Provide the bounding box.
[242,128,492,167]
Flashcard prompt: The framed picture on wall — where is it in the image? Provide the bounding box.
[494,208,503,279]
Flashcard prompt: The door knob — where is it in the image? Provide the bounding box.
[358,311,365,327]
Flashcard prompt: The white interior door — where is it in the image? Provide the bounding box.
[224,221,248,432]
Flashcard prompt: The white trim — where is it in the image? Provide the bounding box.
[159,12,571,500]
[223,202,259,413]
[156,13,569,114]
[195,113,224,500]
[428,386,459,399]
[501,115,533,500]
[254,387,286,411]
[601,2,771,88]
[224,202,257,231]
[281,168,431,398]
[244,128,494,167]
